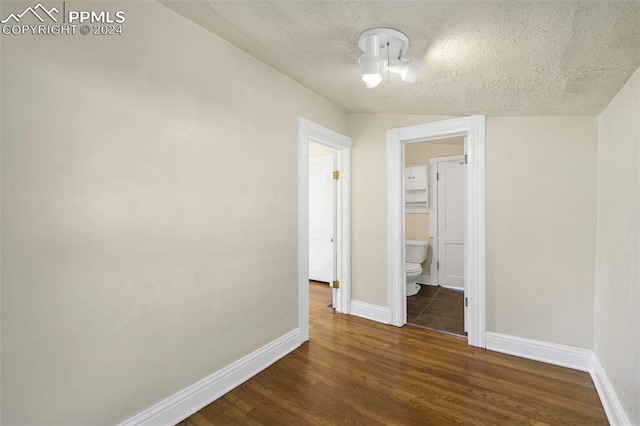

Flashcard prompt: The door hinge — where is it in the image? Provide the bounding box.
[332,170,340,180]
[464,154,468,164]
[437,262,439,270]
[436,172,439,181]
[465,297,468,307]
[332,280,340,289]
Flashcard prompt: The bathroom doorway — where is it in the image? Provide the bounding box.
[297,118,351,343]
[404,138,466,336]
[387,116,486,348]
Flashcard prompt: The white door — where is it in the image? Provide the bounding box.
[463,138,468,332]
[437,158,465,290]
[309,154,335,283]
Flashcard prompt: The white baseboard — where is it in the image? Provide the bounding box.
[441,285,464,292]
[350,300,389,324]
[119,329,302,426]
[485,332,592,372]
[590,353,632,426]
[485,332,633,425]
[416,275,431,285]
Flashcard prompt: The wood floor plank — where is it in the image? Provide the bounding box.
[178,282,608,425]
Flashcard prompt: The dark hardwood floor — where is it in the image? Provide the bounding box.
[178,282,607,425]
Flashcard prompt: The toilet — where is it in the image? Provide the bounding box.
[406,239,429,296]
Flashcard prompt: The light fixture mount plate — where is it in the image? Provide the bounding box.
[358,28,410,58]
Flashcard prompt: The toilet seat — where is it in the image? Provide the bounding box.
[405,262,422,275]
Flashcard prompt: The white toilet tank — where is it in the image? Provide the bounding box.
[406,239,429,263]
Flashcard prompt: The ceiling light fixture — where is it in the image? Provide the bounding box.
[358,28,422,88]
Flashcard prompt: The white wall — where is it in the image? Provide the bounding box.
[595,67,640,424]
[0,2,348,424]
[486,117,598,349]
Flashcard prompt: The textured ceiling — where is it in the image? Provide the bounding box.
[160,1,640,115]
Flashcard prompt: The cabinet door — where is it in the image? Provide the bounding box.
[405,166,414,190]
[409,165,427,190]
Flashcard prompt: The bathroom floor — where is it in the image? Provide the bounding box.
[407,285,466,336]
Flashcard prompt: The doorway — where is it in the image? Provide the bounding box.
[308,144,336,285]
[297,118,351,343]
[404,137,466,336]
[387,116,486,348]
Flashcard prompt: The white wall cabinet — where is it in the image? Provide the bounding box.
[406,165,427,190]
[405,164,429,213]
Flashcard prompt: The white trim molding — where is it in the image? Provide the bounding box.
[387,127,406,327]
[119,329,301,426]
[485,332,592,371]
[590,353,633,426]
[298,117,352,342]
[485,332,633,425]
[387,116,486,348]
[441,285,464,292]
[350,301,390,324]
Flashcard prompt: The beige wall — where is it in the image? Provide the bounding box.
[405,140,464,273]
[349,114,455,305]
[486,117,597,348]
[595,67,640,424]
[0,2,348,424]
[405,213,431,241]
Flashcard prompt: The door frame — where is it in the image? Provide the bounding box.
[298,117,351,343]
[387,116,486,348]
[428,154,465,288]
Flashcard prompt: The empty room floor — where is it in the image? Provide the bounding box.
[177,282,606,425]
[407,285,466,336]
